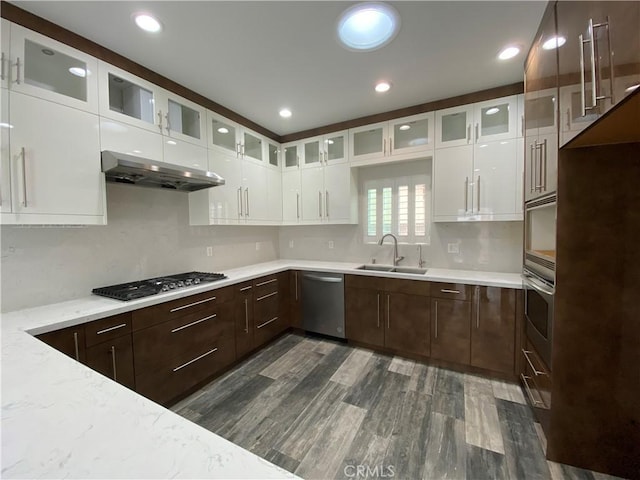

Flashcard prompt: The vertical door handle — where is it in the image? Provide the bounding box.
[73,332,80,361]
[434,301,438,338]
[386,294,390,329]
[244,298,249,333]
[20,147,27,207]
[587,19,597,108]
[532,141,539,191]
[236,142,241,158]
[157,110,163,132]
[14,57,21,84]
[542,139,548,191]
[521,115,524,137]
[383,138,386,155]
[0,52,5,81]
[467,124,471,143]
[295,271,298,301]
[476,176,480,213]
[389,137,393,154]
[296,193,300,219]
[464,177,469,213]
[245,188,249,217]
[475,123,479,143]
[325,190,329,218]
[529,143,535,193]
[110,346,117,382]
[318,191,322,218]
[164,113,171,135]
[237,187,243,216]
[241,144,245,158]
[376,293,380,328]
[566,108,571,130]
[476,286,480,328]
[604,17,615,104]
[579,32,587,116]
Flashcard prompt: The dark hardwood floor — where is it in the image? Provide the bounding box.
[172,333,620,480]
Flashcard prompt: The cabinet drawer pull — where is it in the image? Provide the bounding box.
[171,314,216,333]
[238,187,243,216]
[475,285,480,328]
[256,291,277,302]
[434,301,438,338]
[96,323,127,335]
[239,285,252,292]
[244,298,249,333]
[110,345,117,381]
[170,295,216,312]
[440,289,460,294]
[386,294,390,329]
[521,374,547,408]
[255,278,277,287]
[21,147,27,207]
[257,316,278,329]
[73,331,80,361]
[245,187,250,216]
[376,293,380,328]
[475,123,479,143]
[522,349,548,377]
[467,124,471,143]
[173,348,218,372]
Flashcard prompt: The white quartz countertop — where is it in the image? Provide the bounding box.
[1,260,521,479]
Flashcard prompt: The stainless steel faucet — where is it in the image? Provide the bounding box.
[378,234,404,266]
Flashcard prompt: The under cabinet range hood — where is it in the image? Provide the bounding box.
[101,151,225,192]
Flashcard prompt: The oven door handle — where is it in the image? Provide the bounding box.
[523,273,554,296]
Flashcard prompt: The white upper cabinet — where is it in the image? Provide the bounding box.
[302,130,348,169]
[282,142,301,171]
[281,169,301,224]
[1,19,10,90]
[9,24,98,113]
[207,109,267,165]
[266,166,282,223]
[157,88,207,147]
[300,162,357,224]
[266,140,280,169]
[435,104,474,148]
[350,112,434,165]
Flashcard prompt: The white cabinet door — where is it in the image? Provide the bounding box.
[163,138,208,171]
[1,19,10,90]
[241,130,264,164]
[9,92,104,219]
[302,135,323,169]
[389,112,435,158]
[435,104,474,149]
[323,130,349,165]
[433,145,473,220]
[194,150,242,224]
[98,61,160,134]
[473,139,517,217]
[282,169,301,223]
[300,166,324,223]
[282,142,301,171]
[208,110,241,158]
[158,89,207,147]
[266,140,280,169]
[266,167,282,223]
[1,87,11,212]
[349,122,387,163]
[474,96,518,143]
[9,24,98,113]
[99,118,163,160]
[241,160,268,222]
[324,162,354,223]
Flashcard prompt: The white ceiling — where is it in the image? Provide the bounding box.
[12,1,547,137]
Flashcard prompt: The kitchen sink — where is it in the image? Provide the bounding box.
[355,265,428,275]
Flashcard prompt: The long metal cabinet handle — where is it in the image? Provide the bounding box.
[303,274,342,283]
[21,147,27,207]
[529,144,535,193]
[245,188,249,216]
[325,190,329,218]
[294,272,298,300]
[464,177,468,213]
[110,346,117,381]
[386,294,390,329]
[579,33,587,116]
[475,123,479,143]
[236,142,241,158]
[383,138,386,155]
[296,193,300,219]
[157,110,163,131]
[96,323,127,335]
[1,52,5,81]
[73,332,80,361]
[588,19,597,109]
[255,278,277,287]
[173,348,217,372]
[467,124,471,143]
[521,374,546,408]
[604,17,615,104]
[377,293,380,328]
[566,109,571,130]
[14,57,20,84]
[476,176,480,213]
[521,115,524,137]
[256,291,277,301]
[241,144,245,158]
[434,301,438,338]
[318,191,322,218]
[170,295,216,312]
[257,317,278,329]
[476,286,480,328]
[244,298,249,333]
[239,285,252,292]
[237,187,243,216]
[171,314,216,333]
[533,141,539,191]
[522,349,548,376]
[542,139,548,191]
[164,113,171,134]
[440,289,460,294]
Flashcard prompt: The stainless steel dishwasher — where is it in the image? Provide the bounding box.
[301,271,345,339]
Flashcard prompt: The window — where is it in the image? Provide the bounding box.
[362,160,431,244]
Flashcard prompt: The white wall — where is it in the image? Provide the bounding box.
[0,183,279,313]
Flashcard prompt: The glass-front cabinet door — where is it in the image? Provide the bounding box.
[242,130,263,163]
[10,24,98,113]
[267,141,280,168]
[302,137,322,168]
[474,96,518,143]
[323,130,348,164]
[349,122,387,163]
[435,104,473,149]
[208,111,240,157]
[160,90,206,147]
[389,112,434,157]
[282,142,300,170]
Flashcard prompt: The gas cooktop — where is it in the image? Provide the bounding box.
[92,272,227,301]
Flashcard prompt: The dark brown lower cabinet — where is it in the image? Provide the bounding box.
[430,297,471,365]
[290,271,302,328]
[234,281,255,358]
[385,292,430,356]
[253,273,290,348]
[37,325,86,363]
[470,286,516,374]
[85,334,135,390]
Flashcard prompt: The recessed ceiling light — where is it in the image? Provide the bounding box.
[167,140,177,145]
[399,124,411,131]
[279,108,292,118]
[625,84,640,93]
[375,81,391,93]
[485,107,500,115]
[217,127,229,134]
[134,13,162,33]
[337,2,400,52]
[498,45,520,60]
[68,67,87,78]
[542,36,566,50]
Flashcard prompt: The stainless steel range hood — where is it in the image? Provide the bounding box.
[101,151,225,192]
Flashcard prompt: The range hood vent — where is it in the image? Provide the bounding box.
[101,151,224,192]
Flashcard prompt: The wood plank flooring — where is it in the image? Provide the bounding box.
[172,333,621,480]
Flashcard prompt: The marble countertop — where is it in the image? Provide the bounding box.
[1,260,522,479]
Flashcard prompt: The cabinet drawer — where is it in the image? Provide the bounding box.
[85,313,132,347]
[345,274,386,291]
[236,281,253,297]
[521,341,552,410]
[384,278,430,296]
[133,302,234,375]
[85,334,135,390]
[132,286,234,331]
[430,282,472,301]
[254,274,279,298]
[254,313,288,347]
[255,291,279,324]
[135,335,236,406]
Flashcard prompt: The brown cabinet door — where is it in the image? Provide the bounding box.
[37,325,86,363]
[384,292,430,356]
[290,270,302,328]
[235,282,255,358]
[85,334,135,390]
[345,287,384,347]
[471,286,516,374]
[430,298,471,365]
[84,312,132,347]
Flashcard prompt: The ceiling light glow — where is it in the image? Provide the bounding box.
[279,108,292,118]
[399,124,411,131]
[217,127,229,134]
[134,13,162,33]
[625,84,640,93]
[69,67,87,78]
[485,107,500,115]
[542,36,566,50]
[375,81,391,93]
[167,140,177,145]
[498,46,520,60]
[337,2,400,51]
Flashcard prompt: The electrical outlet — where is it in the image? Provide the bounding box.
[447,243,460,254]
[206,246,213,257]
[289,240,294,248]
[256,242,261,251]
[328,241,334,249]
